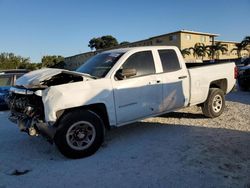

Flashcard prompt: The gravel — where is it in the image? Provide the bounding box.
[0,90,249,188]
[144,90,250,132]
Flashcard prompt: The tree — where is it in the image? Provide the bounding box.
[207,42,228,60]
[101,35,118,49]
[230,36,250,58]
[88,37,104,50]
[181,48,191,57]
[242,36,250,46]
[242,36,250,57]
[189,43,209,60]
[41,55,64,68]
[0,52,37,70]
[231,42,248,58]
[88,35,118,50]
[120,41,130,45]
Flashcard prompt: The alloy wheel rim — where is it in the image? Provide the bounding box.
[212,94,223,113]
[66,121,96,150]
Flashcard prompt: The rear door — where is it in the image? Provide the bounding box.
[112,50,162,125]
[157,49,189,111]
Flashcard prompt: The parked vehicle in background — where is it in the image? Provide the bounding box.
[7,46,236,158]
[0,69,28,110]
[237,58,250,91]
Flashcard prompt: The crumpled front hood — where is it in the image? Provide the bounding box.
[16,68,88,88]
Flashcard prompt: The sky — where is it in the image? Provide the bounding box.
[0,0,249,63]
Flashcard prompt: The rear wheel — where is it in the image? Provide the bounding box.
[54,109,104,159]
[202,88,225,118]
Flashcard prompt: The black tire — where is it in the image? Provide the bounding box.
[201,88,225,118]
[54,109,105,159]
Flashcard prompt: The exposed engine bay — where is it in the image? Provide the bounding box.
[7,68,88,140]
[7,88,48,138]
[41,73,83,87]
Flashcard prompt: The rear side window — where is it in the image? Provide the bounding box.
[122,51,155,78]
[158,50,181,72]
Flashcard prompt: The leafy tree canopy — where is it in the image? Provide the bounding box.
[242,36,250,46]
[41,55,64,68]
[207,42,228,60]
[181,48,191,57]
[0,52,37,70]
[88,35,118,50]
[120,41,130,45]
[231,36,250,58]
[189,43,209,59]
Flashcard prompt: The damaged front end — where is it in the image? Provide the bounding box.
[7,68,87,141]
[7,87,56,140]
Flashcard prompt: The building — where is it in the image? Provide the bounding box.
[214,40,248,60]
[64,30,247,70]
[64,51,97,70]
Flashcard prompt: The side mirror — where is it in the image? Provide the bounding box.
[115,68,137,80]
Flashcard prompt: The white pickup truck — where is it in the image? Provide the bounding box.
[8,46,237,158]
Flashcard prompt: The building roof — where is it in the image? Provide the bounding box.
[149,30,219,40]
[178,30,219,36]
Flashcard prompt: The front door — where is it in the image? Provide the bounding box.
[112,51,162,125]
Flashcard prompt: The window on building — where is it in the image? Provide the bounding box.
[158,49,181,72]
[169,35,177,41]
[186,34,191,40]
[148,41,153,45]
[156,39,163,44]
[120,51,155,78]
[200,36,206,42]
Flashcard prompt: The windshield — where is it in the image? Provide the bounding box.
[76,52,124,78]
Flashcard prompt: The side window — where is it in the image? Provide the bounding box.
[158,50,181,72]
[0,76,12,86]
[120,51,155,79]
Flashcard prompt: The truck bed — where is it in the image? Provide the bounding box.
[185,62,233,69]
[187,62,236,106]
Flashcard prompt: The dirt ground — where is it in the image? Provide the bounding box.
[0,90,249,188]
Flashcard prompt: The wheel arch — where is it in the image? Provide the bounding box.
[55,103,111,130]
[209,79,227,94]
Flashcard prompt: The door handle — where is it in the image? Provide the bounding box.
[178,76,187,79]
[148,80,161,85]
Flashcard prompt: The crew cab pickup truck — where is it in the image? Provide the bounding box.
[8,46,236,158]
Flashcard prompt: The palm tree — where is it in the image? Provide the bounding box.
[181,48,191,57]
[207,42,228,60]
[231,42,248,58]
[242,36,250,46]
[242,36,250,57]
[189,43,209,60]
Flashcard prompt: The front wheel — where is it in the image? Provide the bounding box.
[201,88,225,118]
[54,109,105,159]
